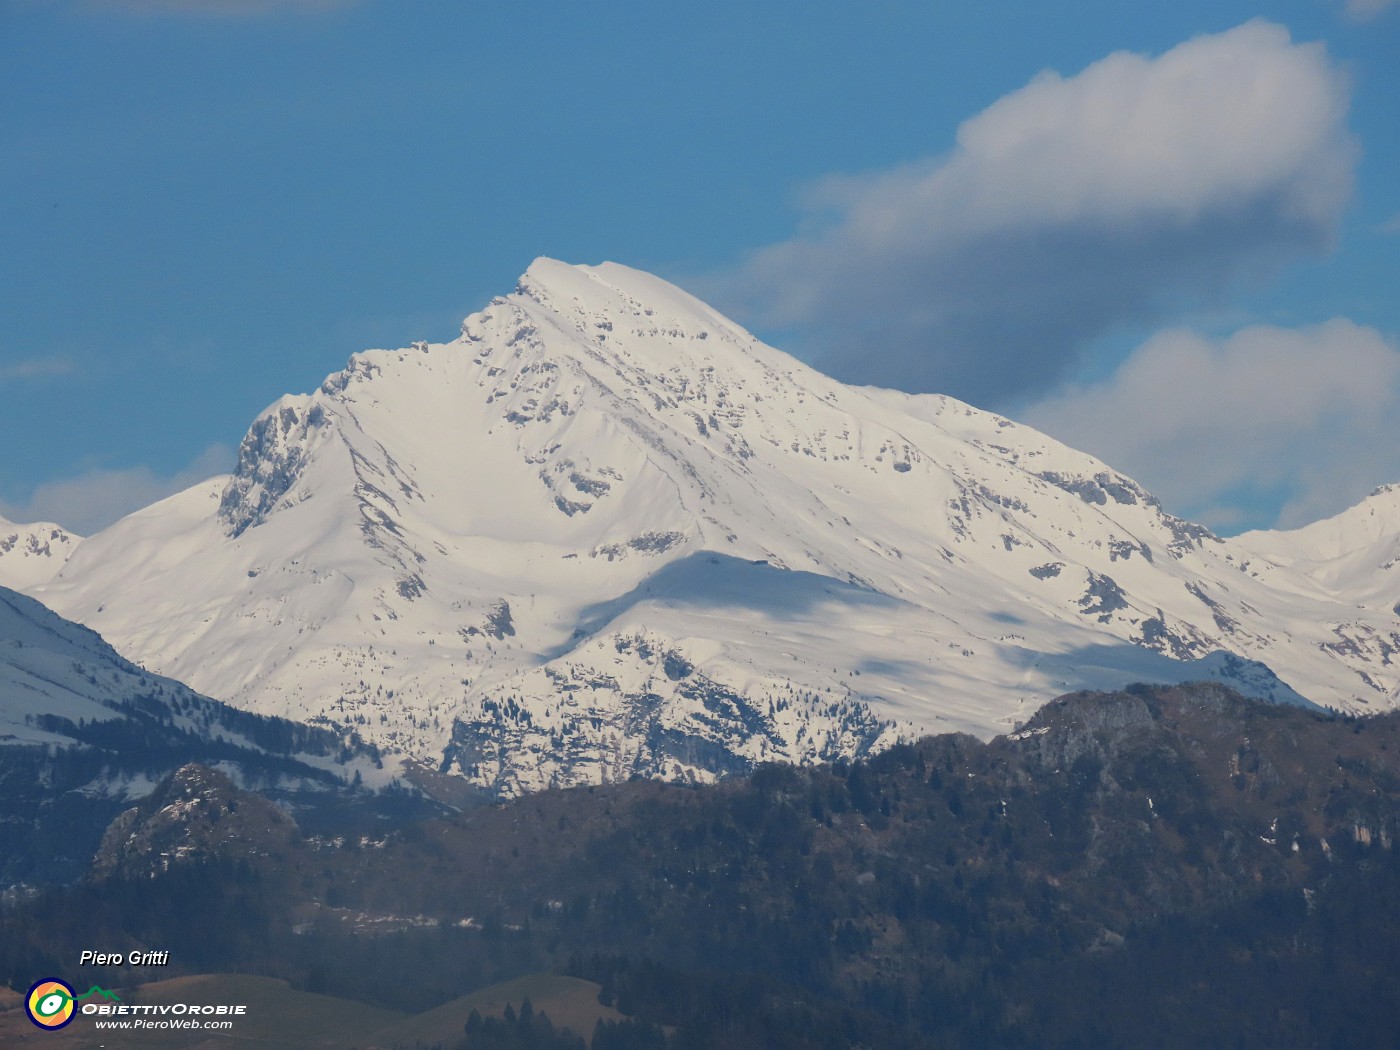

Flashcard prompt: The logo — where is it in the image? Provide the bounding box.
[26,979,75,1030]
[25,979,121,1030]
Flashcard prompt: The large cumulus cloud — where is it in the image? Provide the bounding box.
[713,21,1356,406]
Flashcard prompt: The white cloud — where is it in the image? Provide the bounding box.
[712,21,1355,406]
[0,445,234,536]
[1021,320,1400,531]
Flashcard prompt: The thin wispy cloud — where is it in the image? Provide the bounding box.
[0,356,76,381]
[85,0,354,16]
[0,445,235,536]
[1344,0,1398,22]
[1023,320,1400,531]
[709,21,1356,408]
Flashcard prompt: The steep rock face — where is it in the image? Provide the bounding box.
[32,259,1400,796]
[90,763,301,881]
[218,396,331,539]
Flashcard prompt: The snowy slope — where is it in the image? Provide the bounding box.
[0,582,174,752]
[0,585,398,885]
[0,515,80,591]
[0,583,385,788]
[34,260,1397,795]
[1236,485,1400,606]
[1231,484,1400,695]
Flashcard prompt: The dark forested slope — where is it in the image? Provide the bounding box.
[4,683,1398,1048]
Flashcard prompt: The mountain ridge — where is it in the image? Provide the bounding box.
[15,258,1400,794]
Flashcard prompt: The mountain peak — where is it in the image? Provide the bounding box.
[0,516,82,591]
[1230,480,1400,619]
[1237,479,1400,567]
[33,262,1400,796]
[508,258,751,354]
[514,255,594,296]
[516,257,706,311]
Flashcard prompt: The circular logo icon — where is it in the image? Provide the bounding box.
[26,978,76,1030]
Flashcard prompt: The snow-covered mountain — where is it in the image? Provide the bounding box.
[29,260,1400,795]
[0,583,377,776]
[1238,484,1400,620]
[0,584,389,883]
[0,515,80,591]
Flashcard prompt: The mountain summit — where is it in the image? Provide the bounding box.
[0,514,80,590]
[32,260,1400,793]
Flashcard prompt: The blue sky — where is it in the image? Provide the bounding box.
[2,0,1397,535]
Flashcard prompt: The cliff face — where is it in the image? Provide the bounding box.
[90,764,301,882]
